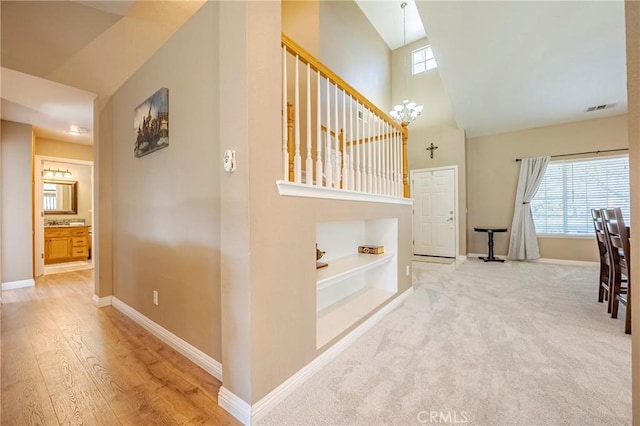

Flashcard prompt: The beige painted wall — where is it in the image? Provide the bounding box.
[467,114,628,261]
[319,1,391,110]
[110,2,221,361]
[255,7,412,404]
[250,196,412,403]
[0,121,2,286]
[283,1,390,116]
[625,1,639,422]
[36,138,94,226]
[219,1,412,405]
[391,37,456,129]
[282,0,319,57]
[1,120,33,283]
[42,161,92,226]
[393,38,466,255]
[95,96,113,298]
[282,1,391,183]
[408,124,467,256]
[35,137,93,161]
[219,0,254,404]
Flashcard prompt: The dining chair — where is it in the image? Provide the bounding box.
[602,207,631,334]
[591,209,611,310]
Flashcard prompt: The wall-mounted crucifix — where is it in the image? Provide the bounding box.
[426,142,439,159]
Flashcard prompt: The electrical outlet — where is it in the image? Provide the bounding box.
[406,265,410,276]
[153,290,158,306]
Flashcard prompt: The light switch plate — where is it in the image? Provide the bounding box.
[223,149,236,172]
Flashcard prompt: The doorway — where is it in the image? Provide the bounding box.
[34,156,95,277]
[411,166,458,258]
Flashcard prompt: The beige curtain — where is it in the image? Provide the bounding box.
[508,156,550,260]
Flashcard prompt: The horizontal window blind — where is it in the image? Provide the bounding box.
[531,156,630,236]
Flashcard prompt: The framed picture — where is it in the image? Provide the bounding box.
[134,87,169,158]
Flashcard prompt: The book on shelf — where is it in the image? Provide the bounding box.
[358,245,384,255]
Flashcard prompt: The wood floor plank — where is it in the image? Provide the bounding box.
[93,305,219,386]
[64,332,128,401]
[2,377,58,426]
[104,309,223,397]
[29,330,121,425]
[1,269,239,425]
[152,374,239,425]
[40,362,121,426]
[107,384,183,425]
[93,317,238,424]
[61,316,172,391]
[2,328,43,387]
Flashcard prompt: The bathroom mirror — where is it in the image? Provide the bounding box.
[44,180,77,214]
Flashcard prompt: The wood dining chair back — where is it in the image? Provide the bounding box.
[602,207,631,334]
[591,209,611,309]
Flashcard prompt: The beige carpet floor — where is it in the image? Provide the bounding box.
[259,259,632,425]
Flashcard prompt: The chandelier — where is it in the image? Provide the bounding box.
[390,98,423,124]
[389,2,423,125]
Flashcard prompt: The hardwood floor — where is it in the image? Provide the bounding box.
[1,270,239,425]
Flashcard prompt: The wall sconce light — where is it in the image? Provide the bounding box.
[44,168,72,178]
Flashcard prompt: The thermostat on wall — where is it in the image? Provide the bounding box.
[223,149,236,172]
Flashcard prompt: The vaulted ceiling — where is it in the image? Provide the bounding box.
[360,0,627,138]
[1,1,628,143]
[355,0,426,50]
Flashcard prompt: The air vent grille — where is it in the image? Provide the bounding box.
[585,103,616,112]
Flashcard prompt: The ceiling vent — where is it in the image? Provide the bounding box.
[585,103,616,112]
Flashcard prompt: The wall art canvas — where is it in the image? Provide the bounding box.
[134,87,169,158]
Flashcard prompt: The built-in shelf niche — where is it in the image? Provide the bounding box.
[316,218,398,348]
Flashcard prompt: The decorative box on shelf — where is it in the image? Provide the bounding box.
[358,245,384,255]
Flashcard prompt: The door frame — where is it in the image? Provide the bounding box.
[34,155,95,277]
[410,165,459,258]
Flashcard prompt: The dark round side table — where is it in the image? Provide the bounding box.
[474,227,508,262]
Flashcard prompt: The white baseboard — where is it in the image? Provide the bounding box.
[466,253,598,267]
[111,297,223,381]
[533,258,599,267]
[249,286,414,424]
[44,261,93,275]
[2,278,35,291]
[92,294,113,307]
[219,387,251,425]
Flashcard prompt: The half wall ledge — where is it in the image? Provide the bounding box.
[276,181,414,205]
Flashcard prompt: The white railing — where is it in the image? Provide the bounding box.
[281,34,408,198]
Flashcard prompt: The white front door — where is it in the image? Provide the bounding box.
[412,168,456,257]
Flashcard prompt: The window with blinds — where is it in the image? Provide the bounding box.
[43,183,57,210]
[531,155,630,236]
